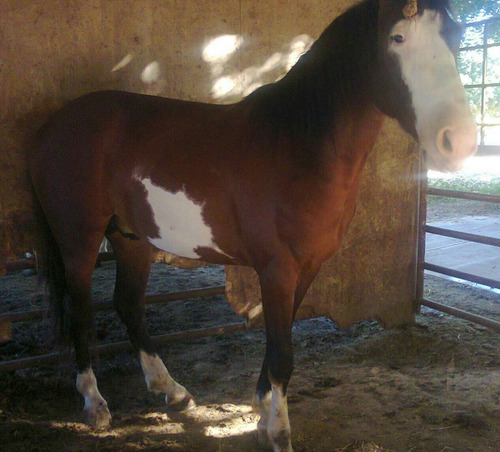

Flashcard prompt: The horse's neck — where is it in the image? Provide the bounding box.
[321,103,385,190]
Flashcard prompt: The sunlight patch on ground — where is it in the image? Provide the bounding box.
[205,421,257,438]
[49,412,186,437]
[181,403,258,439]
[47,405,257,440]
[204,420,257,438]
[204,409,258,439]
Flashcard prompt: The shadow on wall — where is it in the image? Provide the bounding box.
[110,34,314,101]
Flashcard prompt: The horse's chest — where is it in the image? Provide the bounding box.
[140,178,224,259]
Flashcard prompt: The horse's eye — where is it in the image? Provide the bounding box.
[392,34,405,44]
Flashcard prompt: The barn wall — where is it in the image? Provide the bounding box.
[0,0,419,327]
[0,0,341,261]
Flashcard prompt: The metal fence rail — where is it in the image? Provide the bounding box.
[0,283,246,373]
[420,298,500,332]
[0,321,246,373]
[1,286,226,324]
[425,225,500,247]
[426,187,500,204]
[417,178,500,332]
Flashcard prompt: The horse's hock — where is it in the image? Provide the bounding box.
[1,0,419,328]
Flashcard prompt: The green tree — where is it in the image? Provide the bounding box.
[451,0,500,22]
[453,0,500,147]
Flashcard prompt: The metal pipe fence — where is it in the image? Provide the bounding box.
[417,175,500,332]
[0,281,245,373]
[0,321,246,373]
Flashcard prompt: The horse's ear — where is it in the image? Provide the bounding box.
[377,0,418,20]
[403,0,418,19]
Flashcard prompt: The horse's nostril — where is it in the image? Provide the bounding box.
[442,129,453,153]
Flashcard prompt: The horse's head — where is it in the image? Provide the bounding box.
[375,0,477,171]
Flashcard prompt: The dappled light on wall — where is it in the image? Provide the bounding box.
[112,54,134,72]
[287,34,314,71]
[204,34,314,102]
[202,34,244,75]
[141,61,161,84]
[110,55,166,95]
[141,61,166,94]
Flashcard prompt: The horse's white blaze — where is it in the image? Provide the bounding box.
[139,351,190,405]
[140,177,227,259]
[390,11,477,170]
[76,368,110,424]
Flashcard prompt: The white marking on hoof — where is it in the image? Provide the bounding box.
[76,368,111,428]
[139,351,196,410]
[268,384,293,452]
[138,177,231,260]
[254,391,272,449]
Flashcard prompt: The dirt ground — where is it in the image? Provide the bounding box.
[1,199,499,452]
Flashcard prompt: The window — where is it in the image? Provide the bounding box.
[453,0,500,154]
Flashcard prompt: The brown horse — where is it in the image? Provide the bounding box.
[29,0,477,450]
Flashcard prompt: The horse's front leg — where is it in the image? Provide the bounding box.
[255,258,299,452]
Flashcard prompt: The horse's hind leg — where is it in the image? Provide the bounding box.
[60,230,112,428]
[107,231,195,410]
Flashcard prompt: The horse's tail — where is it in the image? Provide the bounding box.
[30,179,69,343]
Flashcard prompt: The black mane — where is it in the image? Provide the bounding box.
[248,0,379,161]
[247,0,457,164]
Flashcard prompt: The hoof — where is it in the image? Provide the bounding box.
[167,392,196,412]
[269,431,293,452]
[84,403,112,428]
[258,426,293,452]
[257,427,272,450]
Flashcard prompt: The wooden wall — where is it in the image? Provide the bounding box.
[0,0,419,327]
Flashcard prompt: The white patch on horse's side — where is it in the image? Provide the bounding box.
[76,368,111,427]
[139,351,193,406]
[267,383,292,452]
[139,177,229,259]
[389,11,476,162]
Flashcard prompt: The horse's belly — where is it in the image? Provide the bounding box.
[140,177,226,260]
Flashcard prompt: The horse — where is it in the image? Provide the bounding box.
[29,1,477,450]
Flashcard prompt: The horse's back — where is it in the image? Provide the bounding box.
[30,90,236,195]
[29,90,257,264]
